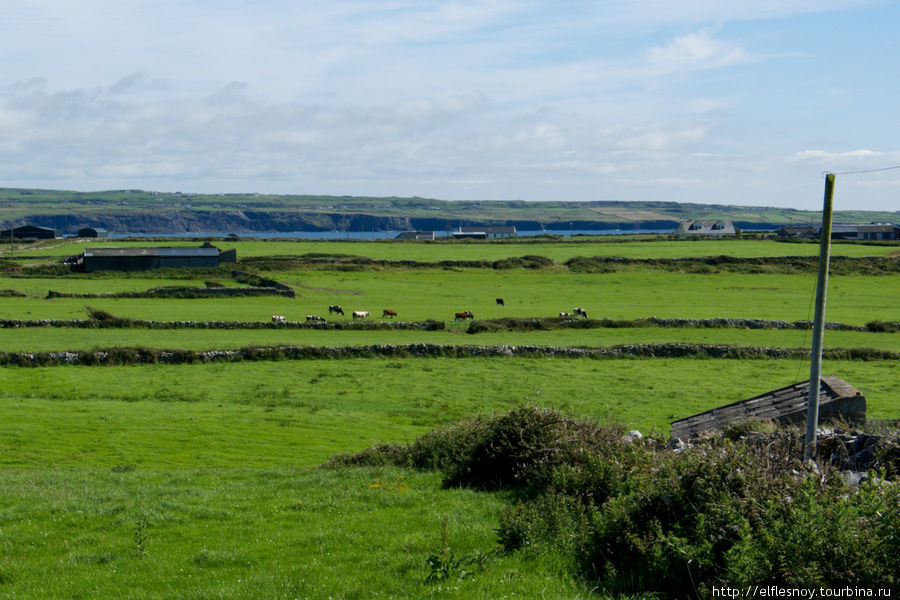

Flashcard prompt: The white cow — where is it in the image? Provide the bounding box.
[352,310,370,320]
[306,315,325,323]
[271,315,286,324]
[559,312,571,318]
[573,308,588,319]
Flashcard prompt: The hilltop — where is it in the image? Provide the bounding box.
[2,187,897,234]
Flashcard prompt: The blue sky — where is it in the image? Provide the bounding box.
[1,1,898,210]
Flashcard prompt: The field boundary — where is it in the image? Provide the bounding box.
[2,342,896,367]
[2,316,896,332]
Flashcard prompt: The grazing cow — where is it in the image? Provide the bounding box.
[328,305,344,315]
[382,309,397,319]
[559,312,571,318]
[496,298,505,307]
[454,310,474,320]
[573,307,588,319]
[306,315,325,323]
[271,315,286,324]
[352,310,370,320]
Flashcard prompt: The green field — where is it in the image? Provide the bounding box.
[1,236,897,598]
[2,269,898,325]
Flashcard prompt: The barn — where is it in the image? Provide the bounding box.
[0,225,59,240]
[82,243,237,272]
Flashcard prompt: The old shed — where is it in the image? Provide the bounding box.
[670,376,866,439]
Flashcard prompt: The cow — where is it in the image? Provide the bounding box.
[306,315,325,323]
[454,310,474,320]
[496,298,505,307]
[382,309,397,319]
[559,312,571,318]
[573,307,588,319]
[271,315,286,324]
[352,310,370,320]
[328,305,344,315]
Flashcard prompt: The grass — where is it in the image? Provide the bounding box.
[2,269,899,324]
[1,359,896,468]
[0,466,594,599]
[1,235,897,598]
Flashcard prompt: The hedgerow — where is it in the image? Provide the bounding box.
[0,342,897,366]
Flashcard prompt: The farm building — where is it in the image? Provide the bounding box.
[0,225,59,240]
[674,220,736,237]
[830,223,897,241]
[776,225,819,239]
[77,227,109,238]
[452,226,517,239]
[394,230,435,240]
[777,223,898,241]
[81,243,237,272]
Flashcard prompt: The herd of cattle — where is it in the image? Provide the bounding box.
[272,302,588,324]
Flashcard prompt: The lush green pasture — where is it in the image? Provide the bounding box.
[1,235,897,598]
[2,269,898,324]
[2,359,896,468]
[0,357,896,597]
[0,466,590,599]
[1,325,898,354]
[11,236,898,260]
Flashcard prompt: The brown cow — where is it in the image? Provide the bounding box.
[382,309,397,319]
[454,310,474,320]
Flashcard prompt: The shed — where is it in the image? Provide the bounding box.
[670,376,866,440]
[0,225,59,240]
[77,227,109,238]
[82,244,236,272]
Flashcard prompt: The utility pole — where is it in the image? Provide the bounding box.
[804,173,836,461]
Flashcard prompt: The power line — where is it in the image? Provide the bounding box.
[823,164,900,177]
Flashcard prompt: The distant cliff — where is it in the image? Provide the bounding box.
[22,210,702,234]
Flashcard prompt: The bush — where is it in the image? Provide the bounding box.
[326,408,900,596]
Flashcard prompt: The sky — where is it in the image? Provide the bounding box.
[1,1,898,211]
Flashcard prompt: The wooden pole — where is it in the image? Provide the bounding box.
[804,173,835,461]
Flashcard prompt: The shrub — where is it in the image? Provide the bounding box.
[326,408,900,596]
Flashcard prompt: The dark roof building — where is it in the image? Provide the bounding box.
[394,230,435,240]
[831,223,897,241]
[778,223,898,241]
[82,244,236,272]
[77,227,109,238]
[0,225,59,239]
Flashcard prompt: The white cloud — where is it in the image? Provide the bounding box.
[617,126,710,151]
[646,31,750,75]
[794,149,885,160]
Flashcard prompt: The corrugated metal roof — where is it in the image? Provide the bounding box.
[83,247,219,258]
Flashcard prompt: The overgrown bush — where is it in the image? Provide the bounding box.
[325,407,900,597]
